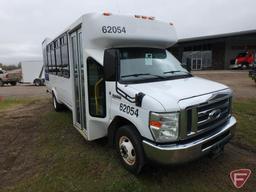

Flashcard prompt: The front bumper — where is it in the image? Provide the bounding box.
[143,116,236,164]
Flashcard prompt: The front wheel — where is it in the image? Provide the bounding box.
[115,125,145,174]
[0,80,4,87]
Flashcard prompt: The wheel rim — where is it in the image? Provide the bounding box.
[119,136,136,166]
[53,97,57,109]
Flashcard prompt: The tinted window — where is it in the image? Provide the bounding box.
[238,52,247,57]
[45,34,70,78]
[87,58,106,117]
[61,35,70,78]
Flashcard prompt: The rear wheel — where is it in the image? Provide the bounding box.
[34,79,41,86]
[115,125,145,174]
[0,80,3,87]
[10,81,17,86]
[52,93,63,112]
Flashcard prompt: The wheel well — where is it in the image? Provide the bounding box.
[108,116,140,147]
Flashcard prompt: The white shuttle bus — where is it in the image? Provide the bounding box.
[42,13,236,173]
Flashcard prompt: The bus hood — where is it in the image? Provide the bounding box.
[128,77,229,111]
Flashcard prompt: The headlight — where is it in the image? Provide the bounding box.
[149,112,179,143]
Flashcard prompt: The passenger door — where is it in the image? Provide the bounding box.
[70,29,86,131]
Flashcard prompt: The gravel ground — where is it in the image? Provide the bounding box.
[0,70,255,100]
[193,70,256,99]
[0,84,48,98]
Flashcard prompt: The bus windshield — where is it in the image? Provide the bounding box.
[119,48,190,83]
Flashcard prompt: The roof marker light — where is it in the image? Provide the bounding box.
[169,22,174,26]
[148,16,155,20]
[135,15,155,20]
[103,12,112,16]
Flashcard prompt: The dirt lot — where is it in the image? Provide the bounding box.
[0,71,255,192]
[0,84,48,98]
[193,70,256,99]
[0,70,255,99]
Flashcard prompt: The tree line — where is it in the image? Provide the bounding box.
[0,62,21,71]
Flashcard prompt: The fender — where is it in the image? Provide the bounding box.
[108,116,142,147]
[51,87,62,104]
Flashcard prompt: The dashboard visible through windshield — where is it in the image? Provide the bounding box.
[119,48,191,83]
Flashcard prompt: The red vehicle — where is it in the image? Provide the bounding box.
[231,51,254,69]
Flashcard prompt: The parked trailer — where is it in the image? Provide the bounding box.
[42,13,236,174]
[21,60,45,86]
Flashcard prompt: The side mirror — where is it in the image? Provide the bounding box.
[104,49,118,81]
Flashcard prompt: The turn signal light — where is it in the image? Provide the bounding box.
[149,120,161,128]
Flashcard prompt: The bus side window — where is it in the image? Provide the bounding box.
[61,35,70,78]
[87,58,106,117]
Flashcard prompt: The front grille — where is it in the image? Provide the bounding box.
[184,96,231,138]
[197,97,230,130]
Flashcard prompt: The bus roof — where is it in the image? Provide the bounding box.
[42,13,178,64]
[82,13,177,49]
[43,13,177,48]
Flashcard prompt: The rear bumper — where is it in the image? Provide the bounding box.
[143,116,236,164]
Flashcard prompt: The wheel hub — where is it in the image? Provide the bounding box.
[119,136,136,165]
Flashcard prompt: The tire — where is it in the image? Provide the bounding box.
[115,125,145,174]
[10,81,17,86]
[34,79,41,86]
[52,93,63,112]
[242,62,249,69]
[0,80,3,87]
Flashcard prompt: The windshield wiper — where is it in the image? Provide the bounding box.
[163,70,192,77]
[121,73,166,79]
[163,70,182,74]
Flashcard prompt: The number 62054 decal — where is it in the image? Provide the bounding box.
[119,103,139,117]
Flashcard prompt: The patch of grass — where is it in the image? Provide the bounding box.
[232,99,256,150]
[2,99,256,192]
[0,98,34,111]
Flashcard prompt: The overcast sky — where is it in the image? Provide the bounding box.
[0,0,256,65]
